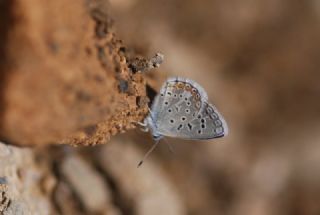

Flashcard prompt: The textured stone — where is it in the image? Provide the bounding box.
[0,0,148,146]
[0,142,54,215]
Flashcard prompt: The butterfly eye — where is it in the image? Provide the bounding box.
[184,97,188,101]
[201,124,205,129]
[186,102,191,106]
[168,108,172,113]
[170,119,174,124]
[201,119,205,123]
[198,130,202,134]
[174,94,177,97]
[160,93,164,97]
[179,94,183,98]
[167,92,172,95]
[181,117,186,121]
[185,109,190,113]
[164,101,169,105]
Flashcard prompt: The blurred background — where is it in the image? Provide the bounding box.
[106,0,320,214]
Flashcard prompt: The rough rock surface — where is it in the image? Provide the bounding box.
[0,142,54,215]
[0,140,186,215]
[0,0,148,146]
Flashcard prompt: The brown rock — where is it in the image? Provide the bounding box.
[0,0,148,146]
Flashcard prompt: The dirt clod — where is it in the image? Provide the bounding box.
[0,0,149,146]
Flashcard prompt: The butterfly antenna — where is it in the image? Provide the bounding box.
[163,138,175,154]
[137,140,160,168]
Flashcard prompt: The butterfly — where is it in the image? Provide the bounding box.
[138,77,228,166]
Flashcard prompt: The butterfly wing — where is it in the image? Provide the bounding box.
[151,77,228,139]
[184,101,228,139]
[150,77,205,122]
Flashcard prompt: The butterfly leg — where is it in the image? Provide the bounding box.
[138,122,149,132]
[163,138,175,154]
[132,121,149,132]
[147,107,153,115]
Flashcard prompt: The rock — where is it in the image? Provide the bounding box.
[60,153,118,214]
[0,142,54,215]
[0,0,148,146]
[97,136,186,215]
